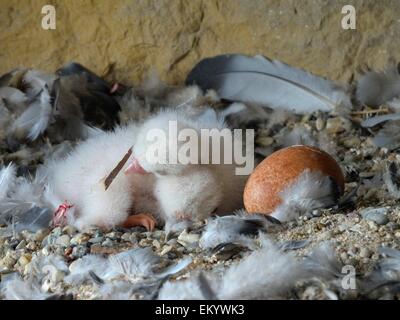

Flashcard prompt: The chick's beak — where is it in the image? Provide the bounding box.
[124,157,147,174]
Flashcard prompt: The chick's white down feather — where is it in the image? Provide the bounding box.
[44,108,247,231]
[45,123,146,229]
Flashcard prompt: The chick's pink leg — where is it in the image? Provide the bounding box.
[121,213,156,231]
[52,203,74,227]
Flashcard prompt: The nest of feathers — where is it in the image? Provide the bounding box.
[1,55,400,300]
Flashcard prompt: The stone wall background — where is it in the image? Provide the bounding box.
[0,0,399,85]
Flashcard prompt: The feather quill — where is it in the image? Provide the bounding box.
[186,54,351,113]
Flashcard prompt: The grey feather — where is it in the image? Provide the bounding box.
[108,247,161,279]
[0,87,28,110]
[186,54,351,113]
[271,169,340,222]
[356,66,400,106]
[369,120,400,149]
[384,162,400,199]
[0,274,50,300]
[302,242,342,279]
[13,88,53,140]
[0,163,16,201]
[199,210,280,249]
[11,206,52,233]
[362,247,400,295]
[361,113,400,128]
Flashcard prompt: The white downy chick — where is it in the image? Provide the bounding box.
[131,108,248,232]
[44,108,247,231]
[44,123,156,230]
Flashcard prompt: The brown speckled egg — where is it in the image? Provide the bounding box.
[244,145,344,214]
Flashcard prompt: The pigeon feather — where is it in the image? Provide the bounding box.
[199,210,280,249]
[0,163,16,201]
[271,169,340,222]
[13,88,53,140]
[356,66,400,106]
[186,54,351,113]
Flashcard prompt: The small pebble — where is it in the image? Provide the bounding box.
[359,248,370,258]
[33,229,50,242]
[72,245,88,258]
[315,118,325,131]
[153,230,165,240]
[26,241,37,251]
[121,233,131,242]
[62,225,78,236]
[51,227,63,237]
[89,236,104,244]
[17,253,31,267]
[340,251,348,261]
[167,238,178,246]
[160,245,173,256]
[101,238,114,247]
[152,239,161,250]
[105,232,121,240]
[367,221,378,231]
[70,233,90,246]
[56,235,71,247]
[178,230,200,245]
[326,117,351,134]
[361,207,389,225]
[16,240,27,250]
[0,252,17,269]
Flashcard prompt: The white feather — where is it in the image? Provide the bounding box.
[64,255,112,285]
[0,166,53,232]
[186,54,351,113]
[159,236,306,300]
[271,169,339,222]
[22,69,56,98]
[0,274,49,300]
[217,235,305,299]
[302,241,342,279]
[0,163,16,201]
[277,125,317,148]
[0,86,28,107]
[108,247,161,279]
[13,88,53,140]
[199,210,280,249]
[158,275,206,300]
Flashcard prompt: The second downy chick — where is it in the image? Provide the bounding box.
[44,108,248,232]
